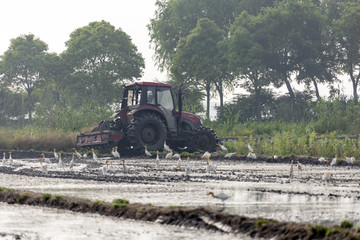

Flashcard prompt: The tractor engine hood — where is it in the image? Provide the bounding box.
[176,111,201,123]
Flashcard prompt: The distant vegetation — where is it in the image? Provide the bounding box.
[1,0,360,158]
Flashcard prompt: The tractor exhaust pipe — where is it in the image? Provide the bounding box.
[177,84,184,128]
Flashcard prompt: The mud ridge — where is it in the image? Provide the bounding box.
[0,188,358,240]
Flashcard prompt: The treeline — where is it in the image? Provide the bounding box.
[1,0,360,135]
[0,21,144,131]
[149,0,360,127]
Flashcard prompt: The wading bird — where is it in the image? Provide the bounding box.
[217,144,227,152]
[247,141,254,153]
[322,172,333,181]
[247,152,257,160]
[54,149,59,161]
[92,148,98,161]
[330,156,337,167]
[289,160,294,178]
[297,160,302,171]
[145,145,152,157]
[108,161,116,173]
[202,151,211,159]
[273,155,278,160]
[69,153,76,169]
[172,152,180,159]
[206,157,216,173]
[318,157,326,163]
[8,152,13,166]
[39,158,48,174]
[344,153,354,164]
[112,146,120,159]
[122,159,130,173]
[155,151,160,168]
[58,153,66,170]
[185,157,191,176]
[207,192,232,203]
[163,141,170,152]
[165,149,173,159]
[73,148,82,159]
[101,160,109,175]
[42,153,52,164]
[224,152,236,159]
[2,152,6,166]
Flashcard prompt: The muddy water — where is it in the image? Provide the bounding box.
[0,202,242,240]
[1,155,360,238]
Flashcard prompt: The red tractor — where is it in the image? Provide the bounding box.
[76,82,218,154]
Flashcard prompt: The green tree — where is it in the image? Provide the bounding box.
[171,18,226,119]
[254,0,325,103]
[226,12,272,120]
[0,34,49,119]
[61,20,145,106]
[148,0,243,71]
[333,1,360,103]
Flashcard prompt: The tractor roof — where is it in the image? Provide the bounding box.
[125,81,172,88]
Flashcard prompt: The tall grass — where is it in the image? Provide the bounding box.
[223,131,360,159]
[0,127,76,152]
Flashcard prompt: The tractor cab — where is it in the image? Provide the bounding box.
[119,82,178,135]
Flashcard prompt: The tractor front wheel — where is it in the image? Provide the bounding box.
[187,126,218,152]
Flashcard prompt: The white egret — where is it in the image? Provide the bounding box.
[185,157,191,176]
[155,151,160,168]
[58,153,66,170]
[54,149,59,161]
[42,153,52,164]
[73,148,82,159]
[202,151,211,159]
[217,144,227,152]
[69,153,76,169]
[122,159,130,173]
[163,141,170,152]
[144,145,152,157]
[92,148,98,161]
[322,172,333,181]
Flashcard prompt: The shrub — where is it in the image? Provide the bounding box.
[113,198,129,204]
[92,200,104,206]
[55,194,63,200]
[256,219,270,228]
[42,193,52,201]
[112,203,128,209]
[340,220,353,229]
[309,225,328,237]
[17,193,29,203]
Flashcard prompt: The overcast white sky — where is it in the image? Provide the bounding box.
[0,0,167,82]
[0,0,354,116]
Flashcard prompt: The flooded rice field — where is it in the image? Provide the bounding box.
[1,151,360,239]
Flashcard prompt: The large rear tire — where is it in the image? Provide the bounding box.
[126,113,167,152]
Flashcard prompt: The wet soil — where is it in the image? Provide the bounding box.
[0,187,358,240]
[1,150,360,239]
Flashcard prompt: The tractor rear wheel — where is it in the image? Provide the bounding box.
[126,113,167,152]
[187,126,218,152]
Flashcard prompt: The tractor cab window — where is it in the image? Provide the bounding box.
[157,88,174,111]
[146,87,155,105]
[127,88,141,106]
